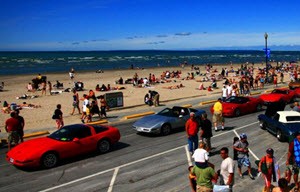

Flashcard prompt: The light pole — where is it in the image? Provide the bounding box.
[264,32,268,83]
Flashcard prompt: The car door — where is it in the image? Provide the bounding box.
[267,113,280,134]
[238,97,250,114]
[174,108,189,129]
[72,125,96,154]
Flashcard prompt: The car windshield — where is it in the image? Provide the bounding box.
[157,108,177,117]
[272,89,287,94]
[48,124,91,141]
[225,97,247,104]
[286,116,300,122]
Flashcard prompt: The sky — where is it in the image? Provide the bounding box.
[0,0,300,51]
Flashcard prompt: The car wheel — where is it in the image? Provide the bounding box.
[256,104,262,112]
[41,152,58,168]
[97,139,111,154]
[276,130,285,142]
[234,109,241,117]
[259,121,266,130]
[160,124,171,136]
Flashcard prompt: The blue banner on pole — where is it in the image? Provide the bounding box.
[263,48,271,58]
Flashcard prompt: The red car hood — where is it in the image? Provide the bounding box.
[7,137,58,161]
[260,94,282,102]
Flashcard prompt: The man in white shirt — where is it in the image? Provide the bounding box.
[221,85,228,101]
[226,84,232,98]
[219,147,234,191]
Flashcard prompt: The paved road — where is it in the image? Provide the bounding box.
[0,104,291,192]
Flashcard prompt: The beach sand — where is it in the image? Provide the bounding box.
[0,62,285,134]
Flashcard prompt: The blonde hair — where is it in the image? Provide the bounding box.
[199,141,206,149]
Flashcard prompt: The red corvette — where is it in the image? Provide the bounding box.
[260,88,295,104]
[210,96,263,117]
[294,88,300,98]
[6,124,120,168]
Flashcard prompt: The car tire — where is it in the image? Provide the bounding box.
[97,139,111,154]
[276,130,285,142]
[256,104,262,112]
[41,152,58,169]
[160,124,171,136]
[259,121,266,130]
[234,109,241,117]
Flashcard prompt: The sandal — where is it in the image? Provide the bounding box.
[294,187,299,192]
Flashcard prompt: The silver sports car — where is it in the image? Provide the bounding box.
[133,106,206,135]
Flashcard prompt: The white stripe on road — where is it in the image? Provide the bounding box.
[185,145,193,166]
[40,121,258,192]
[107,167,119,192]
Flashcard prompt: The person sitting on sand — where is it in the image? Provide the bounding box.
[20,102,41,108]
[144,93,153,106]
[95,84,100,91]
[100,84,108,91]
[27,82,34,92]
[207,86,213,92]
[198,83,205,90]
[2,101,11,114]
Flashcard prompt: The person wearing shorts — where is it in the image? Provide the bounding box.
[286,131,300,191]
[212,98,225,131]
[5,111,20,151]
[200,113,213,152]
[233,133,254,179]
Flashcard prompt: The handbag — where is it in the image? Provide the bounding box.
[213,185,230,192]
[255,156,268,174]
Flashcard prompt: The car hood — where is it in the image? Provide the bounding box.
[133,115,167,128]
[7,137,58,160]
[260,94,282,102]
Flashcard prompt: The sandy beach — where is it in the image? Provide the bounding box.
[0,62,288,134]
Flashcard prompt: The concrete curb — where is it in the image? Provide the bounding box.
[181,104,192,108]
[250,91,261,96]
[124,111,155,120]
[1,131,50,145]
[23,131,50,139]
[86,120,108,125]
[199,100,216,106]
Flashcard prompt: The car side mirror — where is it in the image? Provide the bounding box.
[73,138,80,142]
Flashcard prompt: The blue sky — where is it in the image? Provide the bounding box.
[0,0,300,51]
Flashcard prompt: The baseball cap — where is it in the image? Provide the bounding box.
[240,133,247,139]
[266,148,274,154]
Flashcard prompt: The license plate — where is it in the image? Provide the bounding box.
[10,158,14,163]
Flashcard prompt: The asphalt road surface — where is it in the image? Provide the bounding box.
[0,105,290,192]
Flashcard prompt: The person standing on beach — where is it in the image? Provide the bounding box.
[41,81,46,96]
[15,109,25,143]
[71,89,81,115]
[185,112,199,155]
[48,81,52,95]
[149,90,160,107]
[81,94,89,122]
[99,95,108,118]
[5,111,20,151]
[69,67,75,81]
[53,104,64,129]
